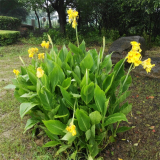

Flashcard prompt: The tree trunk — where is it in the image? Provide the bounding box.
[57,7,66,34]
[47,10,52,28]
[50,0,66,34]
[35,10,40,29]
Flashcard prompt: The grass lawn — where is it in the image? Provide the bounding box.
[0,42,160,160]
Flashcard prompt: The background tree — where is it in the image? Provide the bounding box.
[0,0,28,21]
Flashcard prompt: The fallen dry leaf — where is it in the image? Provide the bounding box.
[148,96,154,99]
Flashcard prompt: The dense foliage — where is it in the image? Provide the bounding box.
[0,16,21,30]
[0,30,20,45]
[6,8,156,159]
[0,0,28,21]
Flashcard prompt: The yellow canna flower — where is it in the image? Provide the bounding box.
[28,48,38,58]
[13,69,20,76]
[29,52,34,58]
[126,41,142,67]
[41,41,46,48]
[67,8,78,29]
[36,67,44,78]
[41,41,49,49]
[38,53,45,59]
[72,18,77,29]
[66,124,76,136]
[118,158,123,160]
[141,58,155,73]
[66,126,71,132]
[45,41,49,49]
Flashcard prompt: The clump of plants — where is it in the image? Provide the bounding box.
[10,9,155,160]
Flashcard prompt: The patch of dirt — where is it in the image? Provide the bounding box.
[100,73,160,160]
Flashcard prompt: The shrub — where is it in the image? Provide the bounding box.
[7,9,155,160]
[0,16,21,30]
[0,30,20,45]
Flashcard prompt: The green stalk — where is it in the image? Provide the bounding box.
[71,99,77,125]
[114,121,120,137]
[122,63,133,87]
[75,26,79,47]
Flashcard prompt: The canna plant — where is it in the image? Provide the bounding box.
[7,9,155,160]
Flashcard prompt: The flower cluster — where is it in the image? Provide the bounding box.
[66,124,76,136]
[13,69,20,76]
[126,41,155,73]
[28,48,38,58]
[67,8,78,29]
[41,41,49,49]
[38,53,45,60]
[142,58,155,73]
[36,67,44,78]
[126,41,142,67]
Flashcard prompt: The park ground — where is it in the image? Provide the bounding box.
[0,42,160,160]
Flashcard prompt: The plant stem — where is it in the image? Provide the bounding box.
[122,63,133,87]
[114,121,120,137]
[75,26,79,47]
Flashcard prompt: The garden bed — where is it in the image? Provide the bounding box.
[0,43,160,160]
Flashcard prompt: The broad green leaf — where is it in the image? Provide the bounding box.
[102,72,115,94]
[80,53,94,74]
[4,84,15,89]
[116,126,132,134]
[104,113,128,126]
[55,144,71,156]
[80,69,89,88]
[71,93,81,98]
[42,141,61,148]
[94,85,106,113]
[49,66,59,92]
[20,102,37,119]
[88,49,98,72]
[58,47,66,62]
[72,71,81,85]
[20,92,37,98]
[89,111,102,125]
[114,58,125,81]
[49,65,65,92]
[48,105,60,119]
[79,40,86,54]
[54,114,68,118]
[76,109,91,131]
[85,129,91,140]
[44,58,55,75]
[21,66,27,75]
[100,54,112,74]
[62,77,71,90]
[74,65,81,80]
[81,82,94,104]
[45,130,60,141]
[70,150,77,160]
[91,125,95,138]
[104,98,110,117]
[120,75,132,94]
[69,42,84,55]
[38,87,53,111]
[59,86,74,108]
[27,65,37,85]
[41,74,50,90]
[88,139,99,158]
[112,91,131,113]
[43,120,66,135]
[23,118,39,133]
[61,132,76,143]
[120,104,132,115]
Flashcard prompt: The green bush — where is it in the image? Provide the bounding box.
[0,30,20,45]
[0,16,21,30]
